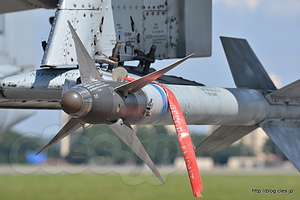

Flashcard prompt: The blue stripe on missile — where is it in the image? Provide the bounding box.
[150,84,168,124]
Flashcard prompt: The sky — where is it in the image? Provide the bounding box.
[11,0,300,138]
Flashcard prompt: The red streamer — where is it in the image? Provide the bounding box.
[152,82,203,197]
[123,77,203,197]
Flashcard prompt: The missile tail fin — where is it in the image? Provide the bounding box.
[267,79,300,99]
[196,125,258,152]
[220,37,276,90]
[260,119,300,171]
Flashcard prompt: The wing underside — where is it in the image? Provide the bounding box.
[0,99,61,109]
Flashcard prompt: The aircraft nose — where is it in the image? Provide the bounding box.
[61,90,83,114]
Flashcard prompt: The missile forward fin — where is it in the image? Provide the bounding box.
[68,21,104,83]
[115,54,193,96]
[220,37,277,90]
[260,119,300,171]
[107,118,165,185]
[36,118,83,155]
[196,125,258,152]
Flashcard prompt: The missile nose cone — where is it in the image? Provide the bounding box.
[60,87,92,118]
[61,90,83,114]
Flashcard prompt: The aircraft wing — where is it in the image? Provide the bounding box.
[0,64,20,79]
[0,67,36,134]
[0,109,35,134]
[0,0,57,14]
[0,66,36,134]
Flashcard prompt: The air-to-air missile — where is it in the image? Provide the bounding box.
[1,21,300,197]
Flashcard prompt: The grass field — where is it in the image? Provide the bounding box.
[0,173,299,200]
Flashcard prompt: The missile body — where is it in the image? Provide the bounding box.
[2,69,298,127]
[61,81,300,126]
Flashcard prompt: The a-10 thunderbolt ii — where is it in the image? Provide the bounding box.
[2,23,300,197]
[1,0,300,198]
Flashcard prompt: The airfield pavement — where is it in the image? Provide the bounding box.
[0,163,298,175]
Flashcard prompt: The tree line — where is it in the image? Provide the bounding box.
[0,125,281,165]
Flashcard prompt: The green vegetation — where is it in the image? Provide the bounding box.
[0,128,297,199]
[0,173,298,200]
[65,125,254,165]
[0,131,43,164]
[0,130,58,164]
[0,126,255,165]
[65,125,182,165]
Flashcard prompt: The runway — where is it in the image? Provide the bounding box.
[0,163,298,175]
